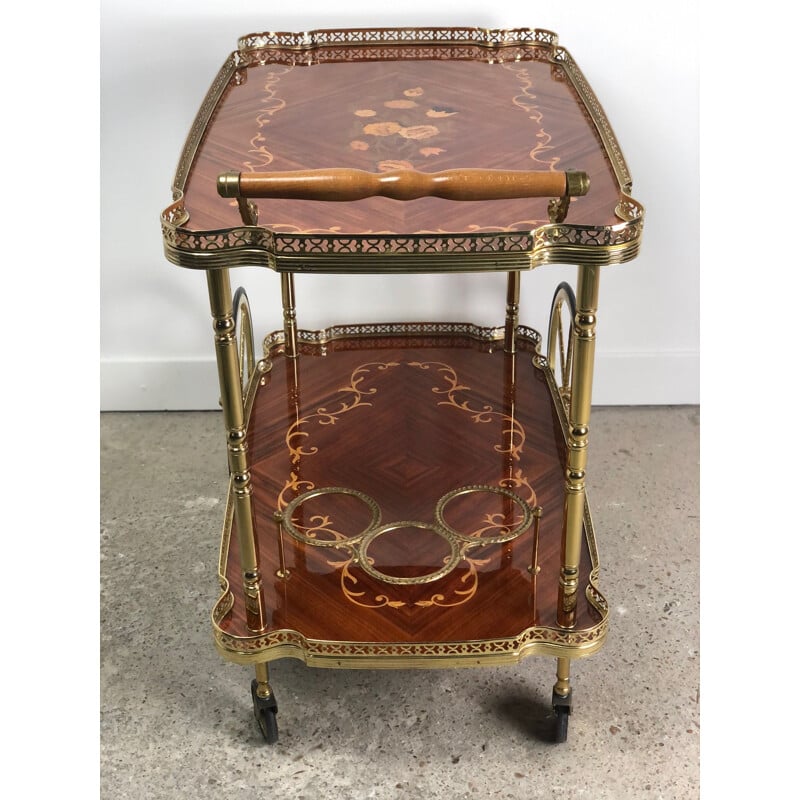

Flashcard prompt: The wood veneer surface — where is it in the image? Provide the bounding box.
[219,332,602,644]
[183,47,622,235]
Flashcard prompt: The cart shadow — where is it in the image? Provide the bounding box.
[488,693,559,744]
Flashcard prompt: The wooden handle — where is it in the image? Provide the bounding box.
[218,168,589,202]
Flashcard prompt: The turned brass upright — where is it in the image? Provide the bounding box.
[207,268,266,633]
[557,263,600,628]
[504,271,521,354]
[281,274,299,358]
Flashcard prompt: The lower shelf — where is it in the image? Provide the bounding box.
[212,322,608,667]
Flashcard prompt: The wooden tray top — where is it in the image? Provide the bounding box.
[161,28,643,271]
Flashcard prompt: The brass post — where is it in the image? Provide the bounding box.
[528,505,543,578]
[273,511,290,580]
[283,345,305,570]
[557,264,600,628]
[504,271,521,354]
[554,656,571,698]
[502,347,517,538]
[254,662,273,699]
[207,268,266,633]
[281,273,298,358]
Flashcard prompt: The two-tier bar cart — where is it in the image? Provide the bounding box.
[160,26,644,744]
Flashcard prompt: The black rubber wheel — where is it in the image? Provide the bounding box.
[251,679,279,745]
[255,706,279,744]
[554,705,570,743]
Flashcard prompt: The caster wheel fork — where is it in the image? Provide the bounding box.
[552,687,573,744]
[251,679,279,744]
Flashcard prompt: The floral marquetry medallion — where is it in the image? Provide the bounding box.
[228,61,565,237]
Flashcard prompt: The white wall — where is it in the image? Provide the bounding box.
[101,0,699,410]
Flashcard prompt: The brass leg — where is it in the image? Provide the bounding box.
[554,656,571,699]
[207,269,266,634]
[557,264,600,628]
[254,662,273,700]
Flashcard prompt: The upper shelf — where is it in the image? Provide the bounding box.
[161,27,644,273]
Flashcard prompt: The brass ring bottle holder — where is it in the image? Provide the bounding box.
[278,484,539,586]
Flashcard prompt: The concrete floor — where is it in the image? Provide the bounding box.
[100,406,699,799]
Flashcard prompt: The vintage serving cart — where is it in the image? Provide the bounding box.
[160,26,644,744]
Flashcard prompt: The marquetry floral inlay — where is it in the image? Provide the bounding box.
[275,357,538,610]
[347,84,457,167]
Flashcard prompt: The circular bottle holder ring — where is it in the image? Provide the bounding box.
[281,487,381,547]
[358,521,459,586]
[434,485,534,545]
[279,484,534,586]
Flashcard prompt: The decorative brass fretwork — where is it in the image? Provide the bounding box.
[237,27,560,55]
[212,586,608,667]
[162,219,642,272]
[263,321,541,354]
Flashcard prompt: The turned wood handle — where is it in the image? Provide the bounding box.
[217,168,589,202]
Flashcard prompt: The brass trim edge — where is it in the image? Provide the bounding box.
[165,53,241,231]
[552,47,632,193]
[212,617,608,668]
[237,27,560,53]
[261,321,542,355]
[161,220,642,273]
